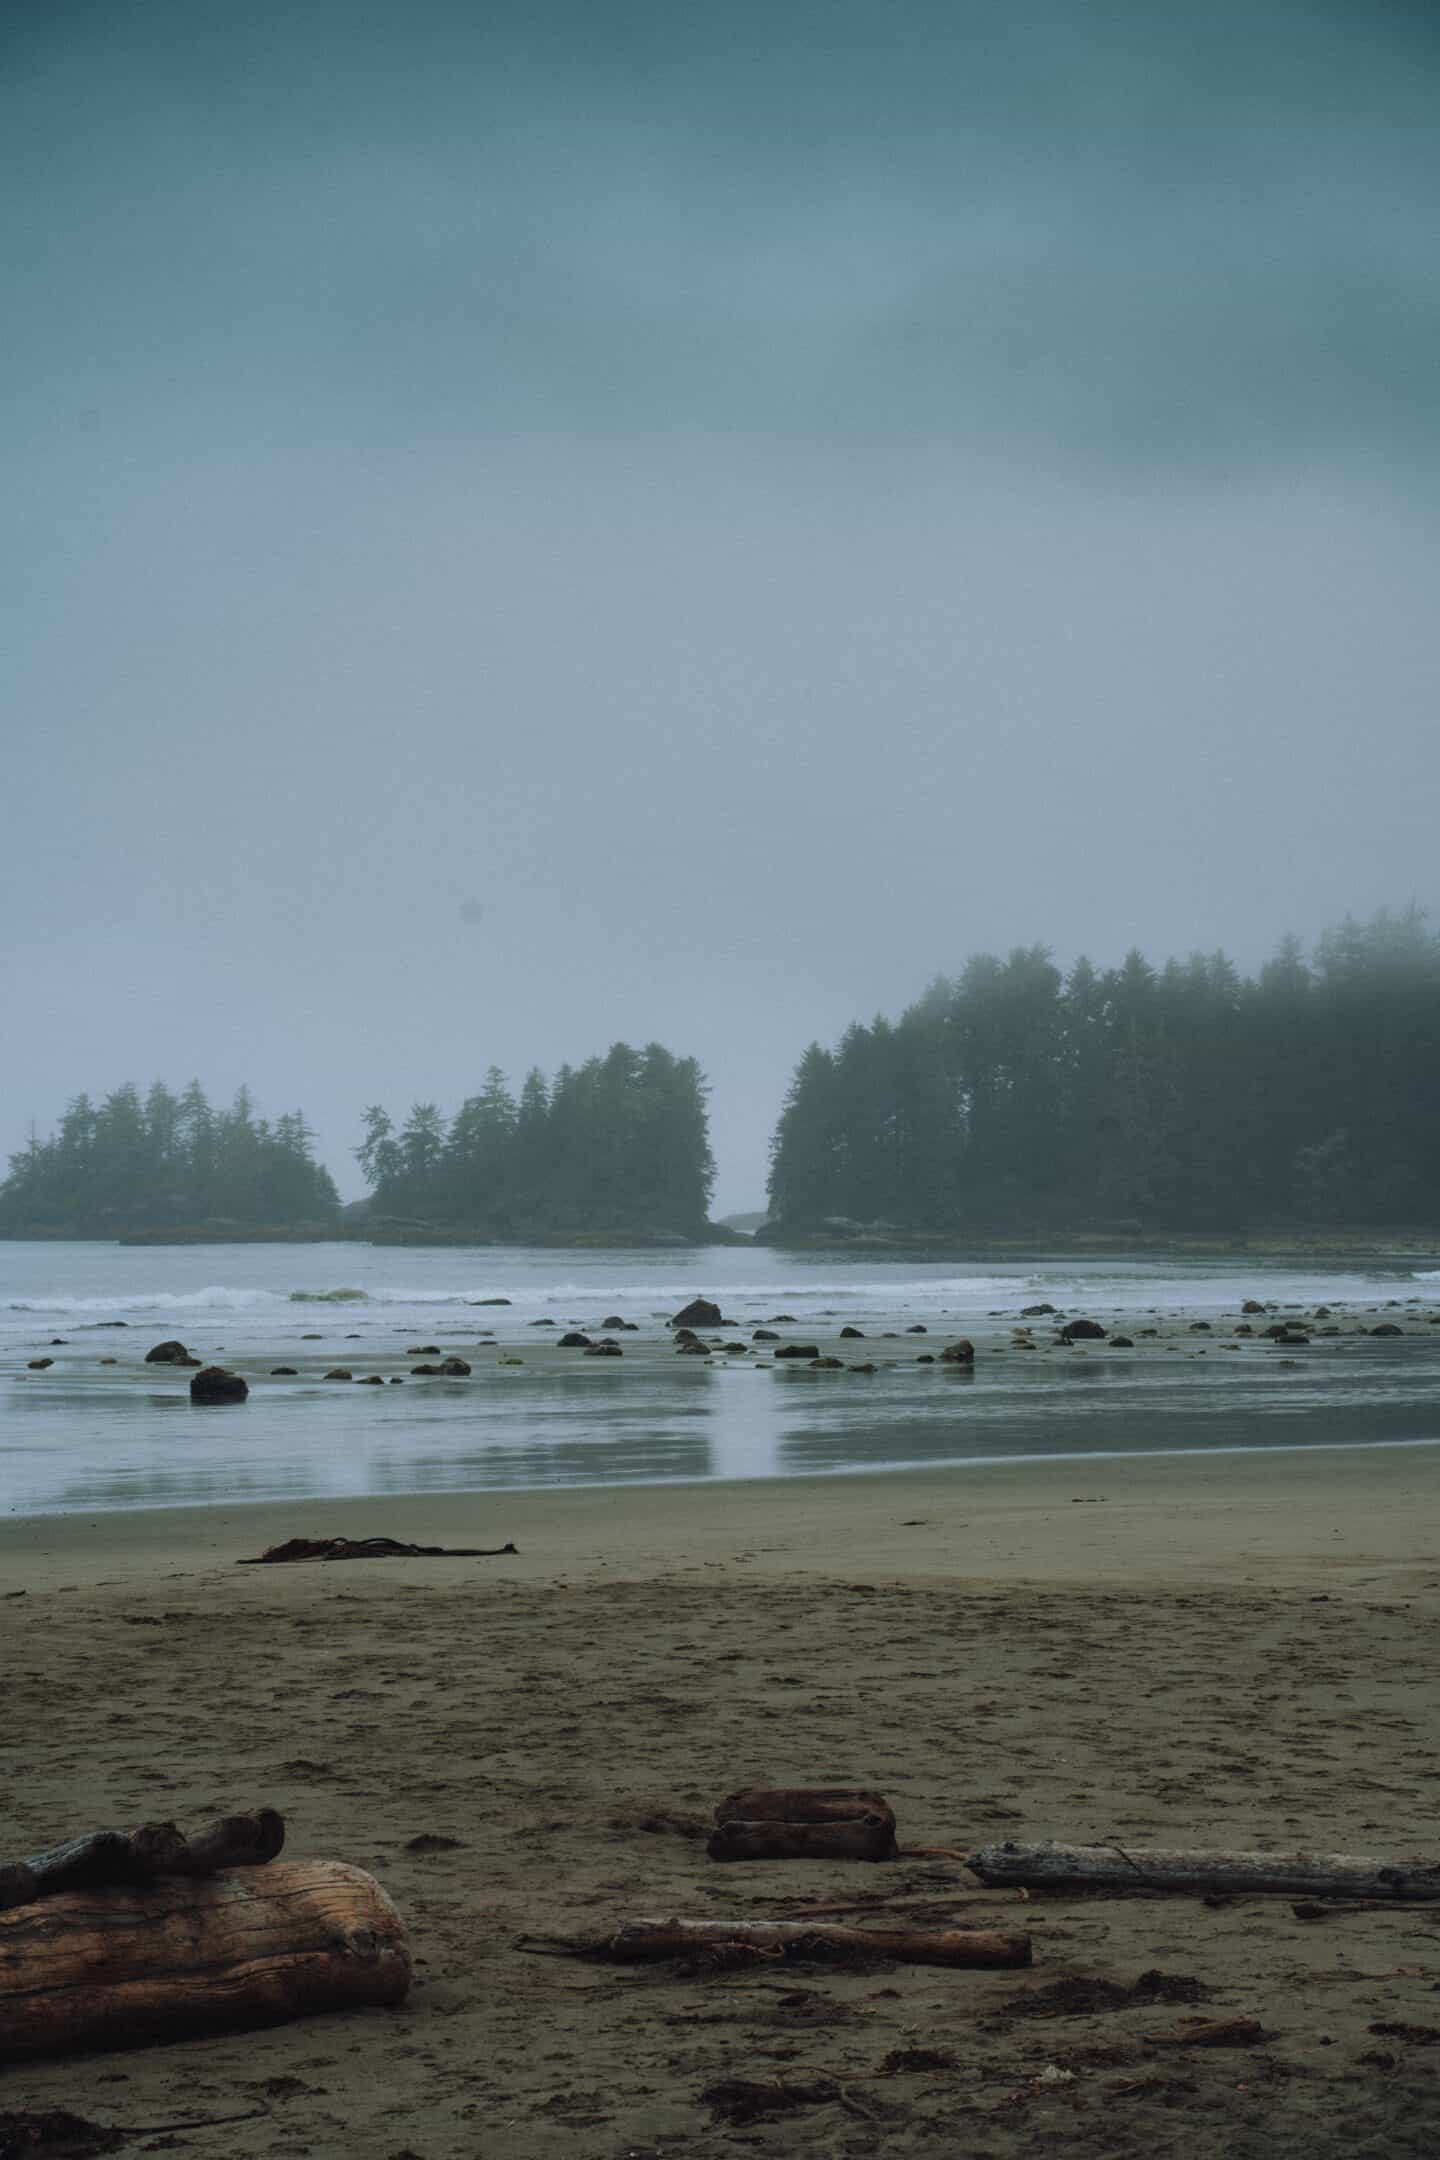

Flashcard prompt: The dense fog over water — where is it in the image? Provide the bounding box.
[3,1,1438,1208]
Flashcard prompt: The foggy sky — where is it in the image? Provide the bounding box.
[3,0,1438,1211]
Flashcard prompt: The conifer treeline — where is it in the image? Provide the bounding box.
[0,1081,339,1235]
[766,910,1440,1234]
[0,1042,716,1239]
[356,1043,714,1236]
[6,914,1439,1241]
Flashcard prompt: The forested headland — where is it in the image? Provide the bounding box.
[0,1082,339,1240]
[5,918,1438,1247]
[0,1043,720,1245]
[354,1042,716,1244]
[765,910,1440,1242]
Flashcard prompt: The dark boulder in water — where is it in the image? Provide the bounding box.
[559,1331,594,1348]
[27,1357,53,1370]
[600,1315,635,1331]
[359,1374,385,1385]
[840,1326,865,1339]
[1021,1303,1056,1317]
[676,1338,709,1355]
[146,1339,198,1365]
[774,1343,821,1360]
[671,1298,724,1329]
[905,1324,928,1335]
[271,1366,298,1375]
[324,1368,354,1380]
[1110,1336,1135,1349]
[752,1328,780,1342]
[810,1356,843,1369]
[1060,1319,1107,1342]
[473,1297,511,1305]
[1241,1299,1267,1315]
[1370,1322,1404,1337]
[940,1339,975,1363]
[190,1365,248,1404]
[585,1341,623,1357]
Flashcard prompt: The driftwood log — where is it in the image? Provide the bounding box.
[567,1917,1031,1968]
[709,1816,897,1863]
[716,1788,891,1826]
[0,1860,410,2061]
[967,1840,1440,1901]
[710,1788,898,1863]
[0,1811,284,1915]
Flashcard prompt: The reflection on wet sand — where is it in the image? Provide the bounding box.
[6,1273,1440,1515]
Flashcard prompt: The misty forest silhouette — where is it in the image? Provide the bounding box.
[2,911,1437,1242]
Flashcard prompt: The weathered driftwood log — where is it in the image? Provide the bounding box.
[709,1815,898,1863]
[0,1811,285,1915]
[716,1787,892,1826]
[967,1840,1440,1901]
[578,1917,1031,1968]
[0,1860,410,2061]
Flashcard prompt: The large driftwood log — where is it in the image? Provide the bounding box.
[967,1840,1440,1901]
[0,1811,284,1915]
[709,1816,898,1863]
[0,1860,410,2060]
[579,1917,1031,1968]
[716,1788,891,1826]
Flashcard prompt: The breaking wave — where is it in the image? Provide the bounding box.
[7,1286,287,1314]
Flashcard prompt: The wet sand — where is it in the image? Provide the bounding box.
[9,1283,1440,1517]
[4,1446,1440,2157]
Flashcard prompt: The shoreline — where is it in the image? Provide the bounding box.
[6,1440,1437,1592]
[4,1228,1439,1260]
[6,1440,1440,2154]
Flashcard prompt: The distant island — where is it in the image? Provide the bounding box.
[350,1042,724,1245]
[5,913,1438,1250]
[0,1081,340,1241]
[761,908,1440,1245]
[0,1043,734,1246]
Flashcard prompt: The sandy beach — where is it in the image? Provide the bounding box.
[4,1444,1440,2157]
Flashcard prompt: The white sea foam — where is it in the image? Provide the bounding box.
[8,1286,286,1314]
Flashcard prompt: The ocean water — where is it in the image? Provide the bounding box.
[3,1241,1439,1517]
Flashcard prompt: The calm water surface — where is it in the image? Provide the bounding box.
[3,1243,1438,1516]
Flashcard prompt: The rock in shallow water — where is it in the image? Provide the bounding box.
[146,1338,199,1365]
[190,1365,248,1404]
[671,1297,724,1329]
